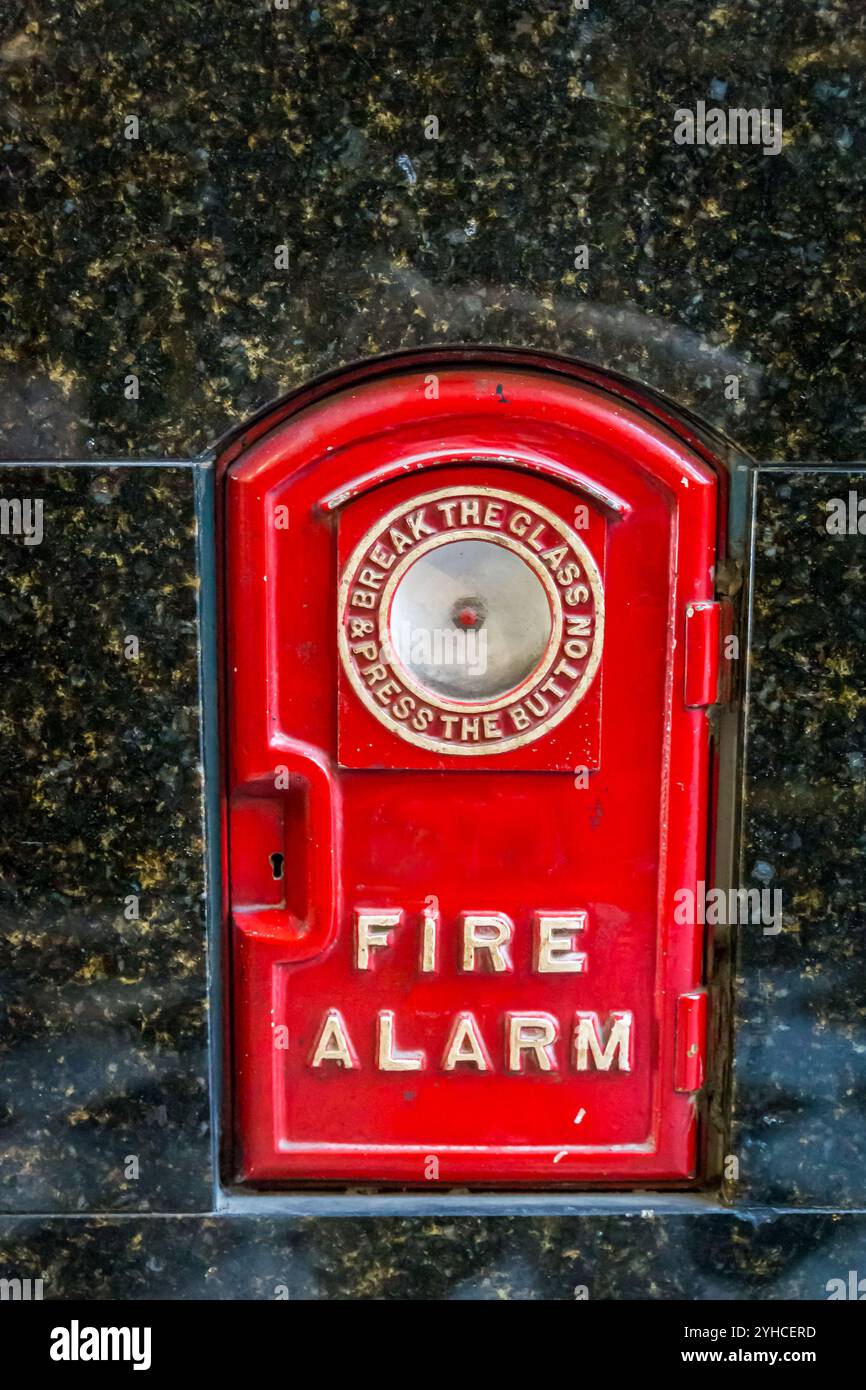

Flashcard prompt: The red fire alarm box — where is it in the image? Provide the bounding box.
[223,358,724,1186]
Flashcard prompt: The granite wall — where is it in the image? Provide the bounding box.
[1,0,865,1297]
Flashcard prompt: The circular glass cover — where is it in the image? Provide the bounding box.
[388,539,553,701]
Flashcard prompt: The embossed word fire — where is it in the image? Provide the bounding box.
[303,907,633,1075]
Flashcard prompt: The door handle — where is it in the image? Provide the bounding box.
[232,739,341,959]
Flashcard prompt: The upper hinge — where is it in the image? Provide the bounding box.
[674,990,708,1093]
[684,599,734,707]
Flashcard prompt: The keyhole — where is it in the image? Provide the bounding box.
[270,851,284,880]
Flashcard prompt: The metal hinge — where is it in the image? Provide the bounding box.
[684,599,734,707]
[674,990,708,1092]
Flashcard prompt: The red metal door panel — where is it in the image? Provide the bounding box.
[225,364,719,1185]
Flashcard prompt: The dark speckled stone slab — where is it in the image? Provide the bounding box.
[0,465,210,1213]
[1,2,865,462]
[1,1208,865,1300]
[731,469,866,1208]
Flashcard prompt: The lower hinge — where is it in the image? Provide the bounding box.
[674,990,708,1092]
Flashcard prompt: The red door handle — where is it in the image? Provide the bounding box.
[231,738,341,959]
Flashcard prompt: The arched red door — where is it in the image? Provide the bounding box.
[223,356,724,1185]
